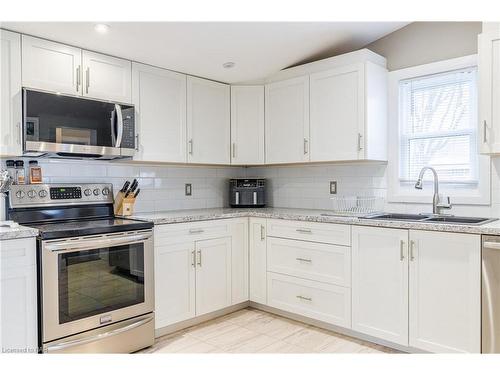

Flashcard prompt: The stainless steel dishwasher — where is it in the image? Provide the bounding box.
[482,236,500,353]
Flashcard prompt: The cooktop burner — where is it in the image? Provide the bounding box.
[29,217,153,240]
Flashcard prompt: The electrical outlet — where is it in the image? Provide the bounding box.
[185,183,192,196]
[330,181,337,194]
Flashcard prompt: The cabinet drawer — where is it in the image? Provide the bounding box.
[0,238,36,269]
[155,219,232,245]
[267,237,350,286]
[266,219,350,246]
[267,272,351,328]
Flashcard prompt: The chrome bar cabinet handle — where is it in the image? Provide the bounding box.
[85,67,90,93]
[410,240,416,261]
[296,228,312,234]
[303,138,308,154]
[296,257,312,263]
[484,120,488,143]
[296,295,312,302]
[400,240,406,261]
[260,225,265,241]
[197,250,202,267]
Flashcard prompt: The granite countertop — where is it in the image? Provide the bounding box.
[128,207,500,235]
[0,224,39,241]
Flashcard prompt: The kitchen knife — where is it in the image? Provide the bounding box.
[120,180,130,193]
[125,179,138,197]
[133,189,140,198]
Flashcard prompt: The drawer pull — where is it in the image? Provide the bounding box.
[296,295,312,302]
[400,240,405,261]
[260,225,265,241]
[296,228,312,234]
[191,250,196,267]
[189,228,205,234]
[296,257,312,263]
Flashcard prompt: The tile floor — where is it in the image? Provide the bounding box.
[139,308,399,354]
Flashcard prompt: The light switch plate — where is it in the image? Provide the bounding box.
[330,181,337,194]
[185,183,192,196]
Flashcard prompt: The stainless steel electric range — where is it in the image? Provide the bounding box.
[7,183,155,353]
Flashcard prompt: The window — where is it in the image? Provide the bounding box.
[387,55,490,205]
[399,68,478,185]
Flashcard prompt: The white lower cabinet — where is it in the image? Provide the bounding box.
[154,240,196,328]
[154,219,247,330]
[408,230,481,353]
[352,226,409,346]
[0,237,38,353]
[351,226,481,353]
[195,237,232,315]
[249,218,267,304]
[267,272,351,328]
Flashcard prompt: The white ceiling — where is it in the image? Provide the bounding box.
[2,22,409,83]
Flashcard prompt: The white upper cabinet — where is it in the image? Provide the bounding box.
[409,230,481,353]
[132,63,187,163]
[479,24,500,154]
[265,76,310,164]
[230,86,265,165]
[351,226,409,346]
[310,62,387,161]
[1,29,22,156]
[22,35,81,96]
[22,35,132,103]
[82,50,132,103]
[187,76,230,164]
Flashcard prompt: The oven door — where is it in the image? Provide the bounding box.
[41,230,154,343]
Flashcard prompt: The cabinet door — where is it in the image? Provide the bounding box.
[310,63,364,161]
[1,30,22,156]
[351,226,409,346]
[231,218,249,304]
[132,63,187,163]
[82,50,132,103]
[154,240,196,328]
[230,86,265,165]
[249,218,267,304]
[409,230,481,353]
[22,35,81,96]
[265,76,310,164]
[187,76,230,164]
[195,237,232,315]
[479,29,500,154]
[1,238,37,352]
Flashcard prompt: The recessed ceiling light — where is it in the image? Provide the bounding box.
[222,62,235,69]
[94,24,110,34]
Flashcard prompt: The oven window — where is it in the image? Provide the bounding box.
[58,243,145,324]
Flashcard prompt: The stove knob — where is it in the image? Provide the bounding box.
[102,187,110,196]
[39,190,48,198]
[27,190,36,198]
[15,190,25,199]
[84,189,92,196]
[93,189,100,196]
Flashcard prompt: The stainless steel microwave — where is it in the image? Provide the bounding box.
[22,89,136,159]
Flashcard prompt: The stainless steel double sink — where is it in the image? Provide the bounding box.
[361,213,497,225]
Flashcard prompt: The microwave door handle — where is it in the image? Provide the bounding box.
[114,104,124,148]
[111,107,117,146]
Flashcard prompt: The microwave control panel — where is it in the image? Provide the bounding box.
[120,107,136,149]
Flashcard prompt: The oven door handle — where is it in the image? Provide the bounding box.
[45,315,154,353]
[45,233,152,252]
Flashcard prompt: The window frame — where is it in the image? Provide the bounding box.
[387,55,491,205]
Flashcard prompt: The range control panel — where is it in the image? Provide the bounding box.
[9,183,114,208]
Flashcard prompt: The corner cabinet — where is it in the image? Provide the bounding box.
[479,24,500,154]
[1,29,22,157]
[132,62,187,163]
[1,237,38,353]
[187,76,230,164]
[230,86,265,165]
[310,62,387,161]
[265,76,310,164]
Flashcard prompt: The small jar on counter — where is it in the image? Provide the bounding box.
[5,160,16,182]
[29,160,43,184]
[15,160,26,185]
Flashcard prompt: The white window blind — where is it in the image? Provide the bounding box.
[399,67,478,185]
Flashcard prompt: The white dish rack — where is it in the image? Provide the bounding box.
[330,196,384,215]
